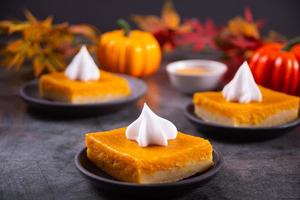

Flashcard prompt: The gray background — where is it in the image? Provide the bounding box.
[1,0,300,37]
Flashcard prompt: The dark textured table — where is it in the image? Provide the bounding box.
[0,60,300,200]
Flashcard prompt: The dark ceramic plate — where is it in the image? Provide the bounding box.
[19,75,147,116]
[184,103,300,141]
[75,147,223,197]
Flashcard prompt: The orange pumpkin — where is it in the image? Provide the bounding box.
[97,20,161,77]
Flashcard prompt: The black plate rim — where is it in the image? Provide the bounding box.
[184,103,300,131]
[19,74,147,107]
[74,147,223,188]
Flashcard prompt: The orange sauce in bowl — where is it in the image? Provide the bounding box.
[175,67,209,75]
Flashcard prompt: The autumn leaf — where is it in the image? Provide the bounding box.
[24,10,38,24]
[133,0,180,32]
[161,0,180,29]
[42,16,53,28]
[48,54,65,70]
[244,7,253,22]
[0,20,29,34]
[0,10,100,76]
[230,36,262,50]
[7,53,25,69]
[27,43,40,58]
[5,40,27,53]
[44,59,57,72]
[264,30,286,43]
[69,24,100,42]
[227,17,260,39]
[153,29,177,52]
[215,8,272,70]
[132,15,163,32]
[33,56,45,76]
[175,19,219,51]
[225,8,265,39]
[132,0,187,52]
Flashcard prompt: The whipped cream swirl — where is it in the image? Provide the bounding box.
[64,45,100,81]
[126,103,177,147]
[222,61,262,103]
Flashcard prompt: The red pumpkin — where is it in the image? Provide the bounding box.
[291,44,300,61]
[249,40,300,96]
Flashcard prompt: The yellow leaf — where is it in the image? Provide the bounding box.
[48,54,65,70]
[0,20,14,33]
[0,20,13,28]
[53,22,69,30]
[6,53,25,69]
[8,23,30,34]
[24,10,38,24]
[177,22,192,33]
[264,30,286,42]
[27,43,39,58]
[15,55,25,70]
[0,9,99,76]
[161,0,180,29]
[132,0,181,32]
[5,40,26,53]
[69,24,99,42]
[44,59,57,73]
[228,17,259,39]
[33,57,45,76]
[23,23,44,41]
[0,20,30,34]
[132,15,164,32]
[42,16,53,29]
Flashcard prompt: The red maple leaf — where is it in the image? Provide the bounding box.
[244,7,253,22]
[230,36,262,50]
[244,7,265,30]
[175,19,219,51]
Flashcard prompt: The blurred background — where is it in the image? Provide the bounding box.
[1,0,300,37]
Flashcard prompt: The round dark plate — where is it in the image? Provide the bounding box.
[75,147,223,197]
[19,75,147,116]
[184,103,300,141]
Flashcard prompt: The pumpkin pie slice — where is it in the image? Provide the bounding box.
[39,70,131,104]
[193,86,299,127]
[86,127,213,184]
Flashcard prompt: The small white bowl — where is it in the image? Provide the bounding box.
[166,59,228,94]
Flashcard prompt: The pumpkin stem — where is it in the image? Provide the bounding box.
[282,36,300,51]
[117,19,131,37]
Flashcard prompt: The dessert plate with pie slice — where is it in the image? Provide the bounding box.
[19,75,147,116]
[75,147,223,197]
[184,103,300,141]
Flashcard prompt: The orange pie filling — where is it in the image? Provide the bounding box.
[193,86,299,126]
[39,70,131,103]
[86,127,213,183]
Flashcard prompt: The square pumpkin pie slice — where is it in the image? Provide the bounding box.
[193,86,299,127]
[86,127,213,184]
[39,70,131,104]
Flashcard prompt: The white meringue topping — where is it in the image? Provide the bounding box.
[222,61,262,103]
[125,103,177,147]
[64,45,100,81]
